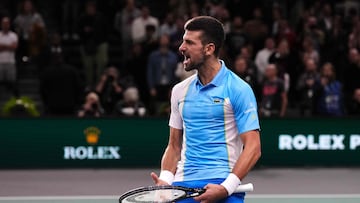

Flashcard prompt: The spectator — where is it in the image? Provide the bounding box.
[95,66,124,115]
[244,7,268,53]
[13,0,44,60]
[318,3,333,36]
[348,19,360,50]
[322,14,347,71]
[296,58,321,116]
[300,15,324,52]
[344,48,360,103]
[233,56,257,92]
[259,64,287,118]
[28,20,47,68]
[40,52,83,116]
[13,0,44,41]
[131,5,159,43]
[238,46,257,77]
[347,88,360,116]
[159,12,177,36]
[270,6,283,37]
[255,36,275,83]
[316,62,344,116]
[77,91,104,117]
[0,16,18,96]
[225,16,248,61]
[113,0,141,64]
[114,87,146,117]
[78,0,108,85]
[268,39,291,92]
[302,35,320,65]
[125,43,149,105]
[276,20,296,50]
[169,16,185,53]
[61,0,80,40]
[147,34,178,114]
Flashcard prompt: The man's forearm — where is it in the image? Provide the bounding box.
[161,146,180,174]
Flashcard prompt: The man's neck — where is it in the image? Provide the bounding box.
[197,58,221,86]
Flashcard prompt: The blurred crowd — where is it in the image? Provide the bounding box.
[0,0,360,118]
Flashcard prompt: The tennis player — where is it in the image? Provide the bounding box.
[151,16,261,203]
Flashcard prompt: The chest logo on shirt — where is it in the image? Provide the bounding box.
[213,98,224,104]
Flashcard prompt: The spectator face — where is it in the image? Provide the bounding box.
[234,58,247,74]
[141,6,150,18]
[265,64,277,79]
[265,38,275,50]
[86,92,99,104]
[126,0,136,9]
[1,17,10,32]
[23,0,34,14]
[321,63,335,79]
[305,59,317,72]
[165,13,174,24]
[354,89,360,103]
[106,67,119,79]
[232,16,243,29]
[159,35,170,48]
[323,4,332,16]
[278,40,289,55]
[86,2,97,16]
[253,8,262,19]
[349,48,359,63]
[176,17,185,30]
[240,47,250,60]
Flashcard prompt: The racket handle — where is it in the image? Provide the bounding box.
[234,183,254,193]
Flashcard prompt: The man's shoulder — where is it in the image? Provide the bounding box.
[226,69,252,90]
[172,74,197,92]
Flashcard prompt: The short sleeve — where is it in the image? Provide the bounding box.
[231,84,260,134]
[169,86,183,130]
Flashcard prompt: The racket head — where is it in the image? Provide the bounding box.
[119,185,204,203]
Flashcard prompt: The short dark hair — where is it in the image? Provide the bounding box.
[184,16,225,56]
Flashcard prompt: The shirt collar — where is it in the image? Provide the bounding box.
[196,60,227,88]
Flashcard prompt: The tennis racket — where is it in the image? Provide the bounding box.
[119,183,254,203]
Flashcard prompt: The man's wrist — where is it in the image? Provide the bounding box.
[159,170,174,185]
[221,173,241,196]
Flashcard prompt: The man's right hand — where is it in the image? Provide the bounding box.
[150,172,169,186]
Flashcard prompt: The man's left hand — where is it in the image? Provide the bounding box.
[193,184,228,203]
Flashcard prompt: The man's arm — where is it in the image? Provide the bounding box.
[0,41,18,52]
[151,127,183,185]
[232,130,261,180]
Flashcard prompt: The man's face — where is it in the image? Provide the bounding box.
[179,30,206,71]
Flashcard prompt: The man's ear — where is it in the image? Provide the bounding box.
[204,43,216,56]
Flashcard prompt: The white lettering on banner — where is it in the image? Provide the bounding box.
[278,134,346,150]
[63,146,121,160]
[350,135,360,150]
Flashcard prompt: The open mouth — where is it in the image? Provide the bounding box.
[183,54,190,66]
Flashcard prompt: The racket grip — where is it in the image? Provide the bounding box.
[234,183,254,193]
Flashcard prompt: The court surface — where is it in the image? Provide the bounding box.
[0,168,359,203]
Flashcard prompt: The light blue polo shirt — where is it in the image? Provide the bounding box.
[169,60,260,182]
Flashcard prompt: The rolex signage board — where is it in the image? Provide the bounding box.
[260,118,360,166]
[0,118,168,168]
[0,118,359,168]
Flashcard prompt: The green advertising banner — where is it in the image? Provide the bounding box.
[260,118,360,166]
[0,118,169,168]
[0,118,359,168]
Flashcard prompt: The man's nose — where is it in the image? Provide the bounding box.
[179,43,185,53]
